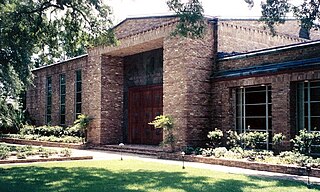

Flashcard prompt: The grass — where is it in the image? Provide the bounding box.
[0,159,319,192]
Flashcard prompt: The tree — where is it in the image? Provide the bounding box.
[0,0,116,130]
[166,0,205,38]
[245,0,320,38]
[168,0,320,39]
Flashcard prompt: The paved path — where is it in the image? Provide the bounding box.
[71,148,320,186]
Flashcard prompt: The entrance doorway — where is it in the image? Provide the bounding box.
[128,85,163,145]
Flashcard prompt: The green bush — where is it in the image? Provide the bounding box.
[242,131,268,149]
[201,148,214,157]
[214,147,227,158]
[149,115,175,151]
[226,130,241,149]
[207,128,223,148]
[0,144,10,160]
[291,129,320,155]
[59,148,72,157]
[278,151,312,166]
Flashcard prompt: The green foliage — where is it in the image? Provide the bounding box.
[67,114,92,143]
[0,144,10,160]
[166,0,205,38]
[242,131,268,150]
[278,151,312,166]
[201,148,214,157]
[291,129,320,155]
[214,147,228,158]
[226,130,242,149]
[207,128,223,148]
[244,0,320,38]
[59,148,72,157]
[149,115,175,151]
[0,0,115,129]
[260,0,291,34]
[272,133,286,146]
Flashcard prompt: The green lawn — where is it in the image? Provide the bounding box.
[0,159,319,192]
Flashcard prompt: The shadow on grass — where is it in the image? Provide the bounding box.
[0,164,318,192]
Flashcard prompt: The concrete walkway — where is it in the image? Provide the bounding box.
[71,148,320,186]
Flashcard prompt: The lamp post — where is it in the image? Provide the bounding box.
[181,151,185,169]
[119,143,124,160]
[306,163,312,187]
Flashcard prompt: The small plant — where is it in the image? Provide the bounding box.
[0,145,9,160]
[214,147,227,158]
[242,131,268,149]
[291,129,319,155]
[149,115,175,151]
[226,130,242,149]
[201,148,214,157]
[207,128,223,148]
[59,148,72,157]
[183,146,195,155]
[71,114,93,143]
[272,133,286,154]
[16,152,27,159]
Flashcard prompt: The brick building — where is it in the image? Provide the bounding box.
[26,15,320,150]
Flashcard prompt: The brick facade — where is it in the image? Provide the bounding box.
[212,43,320,150]
[27,55,87,126]
[26,15,320,150]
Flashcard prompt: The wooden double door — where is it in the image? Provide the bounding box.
[128,85,163,145]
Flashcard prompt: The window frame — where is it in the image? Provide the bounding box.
[75,70,82,119]
[236,85,272,149]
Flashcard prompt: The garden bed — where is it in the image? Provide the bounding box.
[159,153,320,177]
[0,155,93,164]
[0,143,92,164]
[0,137,86,149]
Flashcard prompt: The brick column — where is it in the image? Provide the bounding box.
[272,74,292,150]
[163,25,214,148]
[100,55,124,144]
[83,48,102,144]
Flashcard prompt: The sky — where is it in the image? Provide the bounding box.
[105,0,303,25]
[105,0,262,24]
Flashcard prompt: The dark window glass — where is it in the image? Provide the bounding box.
[236,85,271,149]
[46,76,52,124]
[75,70,82,119]
[76,93,82,103]
[60,74,66,125]
[76,103,82,113]
[298,81,320,132]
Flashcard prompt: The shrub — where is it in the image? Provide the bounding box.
[242,131,268,149]
[207,128,223,148]
[226,130,241,149]
[224,150,243,159]
[291,129,320,155]
[0,144,10,160]
[201,148,214,157]
[272,133,286,146]
[278,151,312,166]
[272,133,286,154]
[149,115,175,151]
[16,152,27,159]
[214,147,227,158]
[59,148,72,157]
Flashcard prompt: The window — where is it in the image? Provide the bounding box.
[236,85,272,149]
[46,76,52,124]
[75,70,82,119]
[60,74,66,125]
[297,80,320,132]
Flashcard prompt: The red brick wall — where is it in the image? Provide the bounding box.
[100,55,124,144]
[163,22,214,148]
[26,56,87,126]
[212,44,320,150]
